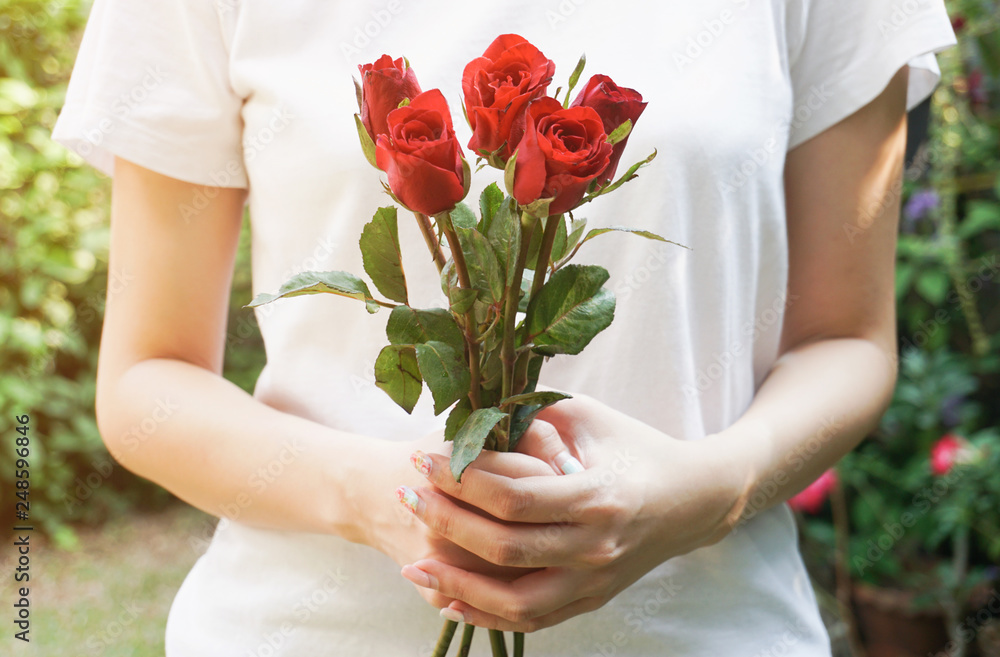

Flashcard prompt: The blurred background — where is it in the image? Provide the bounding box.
[0,0,997,655]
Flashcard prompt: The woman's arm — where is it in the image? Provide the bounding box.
[395,67,911,631]
[96,157,384,540]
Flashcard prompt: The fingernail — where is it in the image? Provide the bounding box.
[396,486,423,515]
[555,451,585,475]
[410,451,433,477]
[401,564,439,590]
[440,607,467,623]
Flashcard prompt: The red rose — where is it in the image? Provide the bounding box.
[788,470,838,514]
[511,97,612,215]
[359,55,422,141]
[571,74,647,186]
[931,433,978,476]
[462,34,555,162]
[375,89,467,216]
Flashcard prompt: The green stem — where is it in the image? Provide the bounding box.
[457,623,476,657]
[432,620,459,657]
[499,211,537,451]
[439,212,482,410]
[489,629,508,657]
[415,211,447,273]
[530,214,561,298]
[513,632,524,657]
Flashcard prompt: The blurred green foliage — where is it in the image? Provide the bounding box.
[0,0,264,543]
[797,0,1000,621]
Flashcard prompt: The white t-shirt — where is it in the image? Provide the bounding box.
[52,1,956,655]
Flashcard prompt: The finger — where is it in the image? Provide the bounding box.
[412,448,554,479]
[401,559,593,625]
[409,453,595,524]
[396,485,584,567]
[515,419,585,475]
[446,595,605,633]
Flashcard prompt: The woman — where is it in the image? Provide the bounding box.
[52,0,957,654]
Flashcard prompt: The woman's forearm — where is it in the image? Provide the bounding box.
[710,336,896,525]
[96,356,395,543]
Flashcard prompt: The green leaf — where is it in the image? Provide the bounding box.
[247,271,381,313]
[500,391,571,408]
[503,150,518,197]
[581,226,682,247]
[562,53,587,108]
[957,201,1000,239]
[360,207,408,304]
[478,183,505,233]
[549,215,569,264]
[386,306,463,349]
[582,150,657,202]
[895,263,914,300]
[415,341,471,415]
[561,215,588,260]
[354,114,378,168]
[374,345,422,414]
[450,202,478,230]
[915,270,950,305]
[606,119,632,146]
[444,398,472,442]
[450,407,506,481]
[449,287,478,314]
[509,389,562,448]
[487,196,521,285]
[455,225,504,304]
[525,264,616,356]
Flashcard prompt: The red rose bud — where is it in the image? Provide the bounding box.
[571,74,647,186]
[375,89,467,216]
[788,470,837,514]
[463,34,555,163]
[931,433,978,476]
[511,97,612,215]
[359,54,422,141]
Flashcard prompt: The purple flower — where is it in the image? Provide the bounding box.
[904,189,940,223]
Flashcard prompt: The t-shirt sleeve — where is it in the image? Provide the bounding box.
[50,0,248,188]
[786,0,957,150]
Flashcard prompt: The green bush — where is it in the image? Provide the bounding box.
[0,0,264,543]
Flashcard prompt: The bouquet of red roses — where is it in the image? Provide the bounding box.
[249,34,683,657]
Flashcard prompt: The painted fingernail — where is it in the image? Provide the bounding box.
[555,452,585,475]
[396,486,423,515]
[440,607,467,623]
[401,564,439,589]
[410,451,433,477]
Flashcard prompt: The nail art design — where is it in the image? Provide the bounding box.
[410,451,433,476]
[396,485,420,515]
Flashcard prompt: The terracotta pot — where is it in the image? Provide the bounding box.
[852,583,950,657]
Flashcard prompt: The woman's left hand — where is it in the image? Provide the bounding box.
[397,393,751,632]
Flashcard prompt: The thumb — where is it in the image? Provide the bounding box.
[515,419,585,475]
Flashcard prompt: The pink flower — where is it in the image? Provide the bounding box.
[931,433,977,476]
[788,470,838,514]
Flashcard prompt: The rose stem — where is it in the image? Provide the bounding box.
[513,632,524,657]
[437,211,482,410]
[511,212,561,394]
[457,623,476,657]
[489,629,509,657]
[432,620,458,657]
[498,211,537,451]
[415,211,446,273]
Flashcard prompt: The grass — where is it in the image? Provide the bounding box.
[0,504,215,656]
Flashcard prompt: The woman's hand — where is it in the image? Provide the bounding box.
[396,394,750,631]
[366,429,559,610]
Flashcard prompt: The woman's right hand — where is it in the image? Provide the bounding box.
[363,430,558,609]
